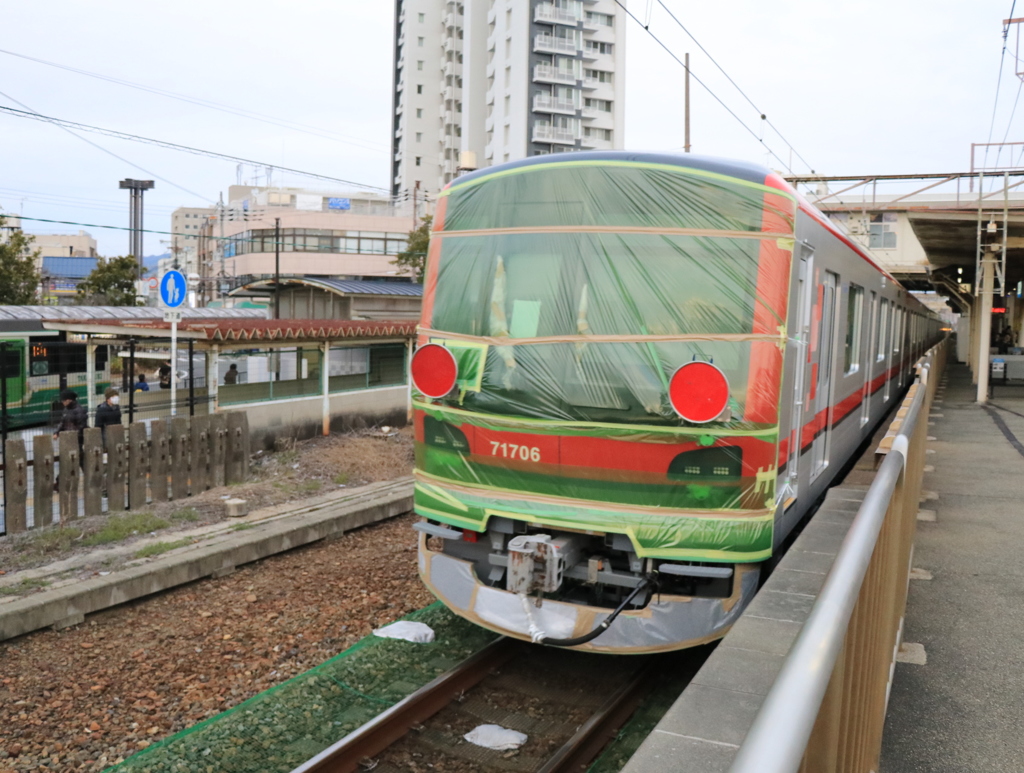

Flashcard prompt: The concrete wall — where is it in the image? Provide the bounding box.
[239,385,409,450]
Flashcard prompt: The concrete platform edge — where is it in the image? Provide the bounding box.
[0,483,414,642]
[620,486,862,773]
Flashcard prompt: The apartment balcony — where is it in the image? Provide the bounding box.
[442,110,455,126]
[443,37,457,55]
[534,63,577,85]
[485,115,495,131]
[581,135,613,150]
[532,125,577,145]
[444,12,457,28]
[534,3,580,26]
[443,85,462,102]
[443,134,457,150]
[533,94,577,115]
[534,33,579,55]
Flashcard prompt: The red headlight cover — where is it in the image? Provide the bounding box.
[411,343,458,399]
[669,361,730,423]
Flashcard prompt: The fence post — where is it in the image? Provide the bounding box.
[105,425,127,511]
[209,412,227,488]
[127,339,136,424]
[150,420,169,503]
[58,431,80,522]
[190,414,210,494]
[127,422,148,510]
[225,412,249,484]
[32,434,54,527]
[82,428,103,517]
[3,439,27,534]
[188,338,195,417]
[169,416,190,500]
[1,342,8,468]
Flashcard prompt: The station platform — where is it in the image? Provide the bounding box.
[880,362,1024,772]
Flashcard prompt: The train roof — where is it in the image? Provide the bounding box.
[448,151,775,190]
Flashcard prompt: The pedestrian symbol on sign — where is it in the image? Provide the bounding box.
[160,270,186,308]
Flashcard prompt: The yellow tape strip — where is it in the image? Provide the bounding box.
[412,400,779,439]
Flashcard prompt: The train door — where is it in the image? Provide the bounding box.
[787,248,814,495]
[860,292,878,426]
[811,272,838,480]
[881,299,892,403]
[895,308,905,388]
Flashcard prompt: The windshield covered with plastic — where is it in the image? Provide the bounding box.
[422,162,792,427]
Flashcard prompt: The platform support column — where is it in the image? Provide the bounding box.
[322,342,330,437]
[977,256,995,404]
[210,345,220,412]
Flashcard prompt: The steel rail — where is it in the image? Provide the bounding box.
[537,661,658,773]
[727,357,931,773]
[289,637,518,773]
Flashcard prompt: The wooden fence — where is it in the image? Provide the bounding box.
[2,413,249,535]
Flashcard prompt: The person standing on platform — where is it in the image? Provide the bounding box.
[158,359,172,389]
[95,387,122,442]
[134,373,150,392]
[223,363,239,385]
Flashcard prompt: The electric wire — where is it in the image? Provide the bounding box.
[0,47,392,155]
[612,0,794,174]
[653,0,817,175]
[0,105,390,193]
[0,89,212,204]
[984,1,1017,170]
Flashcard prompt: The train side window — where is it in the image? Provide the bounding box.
[893,308,901,353]
[877,299,889,362]
[95,345,109,370]
[1,346,21,378]
[844,284,864,374]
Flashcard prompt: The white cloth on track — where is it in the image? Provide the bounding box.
[371,621,435,643]
[463,724,528,750]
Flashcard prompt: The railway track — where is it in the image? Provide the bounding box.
[291,637,670,773]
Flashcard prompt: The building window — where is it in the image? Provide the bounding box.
[417,84,423,94]
[416,108,423,118]
[584,127,612,141]
[416,132,423,142]
[585,40,613,55]
[415,156,422,166]
[418,36,424,46]
[417,60,424,70]
[585,11,613,25]
[584,97,612,112]
[418,12,425,22]
[585,68,613,84]
[869,213,898,249]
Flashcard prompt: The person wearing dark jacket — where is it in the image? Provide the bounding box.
[94,387,122,441]
[54,389,88,440]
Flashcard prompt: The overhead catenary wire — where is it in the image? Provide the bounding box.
[0,105,390,193]
[0,47,392,156]
[0,89,212,204]
[611,0,795,174]
[984,1,1017,170]
[653,0,817,175]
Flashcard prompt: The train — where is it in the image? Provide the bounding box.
[409,152,942,654]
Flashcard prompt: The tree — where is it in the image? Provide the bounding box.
[391,215,432,283]
[77,255,141,306]
[0,215,41,304]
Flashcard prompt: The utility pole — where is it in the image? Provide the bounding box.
[684,53,691,153]
[119,179,155,272]
[274,216,281,319]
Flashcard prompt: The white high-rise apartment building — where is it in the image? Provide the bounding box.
[391,0,626,204]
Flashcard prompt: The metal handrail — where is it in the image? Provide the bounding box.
[728,356,931,773]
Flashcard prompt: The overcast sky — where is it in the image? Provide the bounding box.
[0,0,1019,257]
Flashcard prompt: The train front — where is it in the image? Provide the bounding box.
[412,153,795,653]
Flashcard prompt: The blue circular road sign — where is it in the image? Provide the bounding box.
[160,270,187,308]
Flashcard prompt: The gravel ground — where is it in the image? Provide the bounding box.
[0,426,415,575]
[0,512,435,772]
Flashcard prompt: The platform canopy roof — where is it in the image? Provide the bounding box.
[228,276,423,298]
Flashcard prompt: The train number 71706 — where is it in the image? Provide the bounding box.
[489,441,541,462]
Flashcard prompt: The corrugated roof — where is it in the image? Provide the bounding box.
[41,256,98,278]
[0,306,265,322]
[186,319,417,341]
[231,276,423,297]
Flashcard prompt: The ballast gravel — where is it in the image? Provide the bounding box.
[0,512,434,772]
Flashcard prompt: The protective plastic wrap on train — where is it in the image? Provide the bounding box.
[413,160,796,562]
